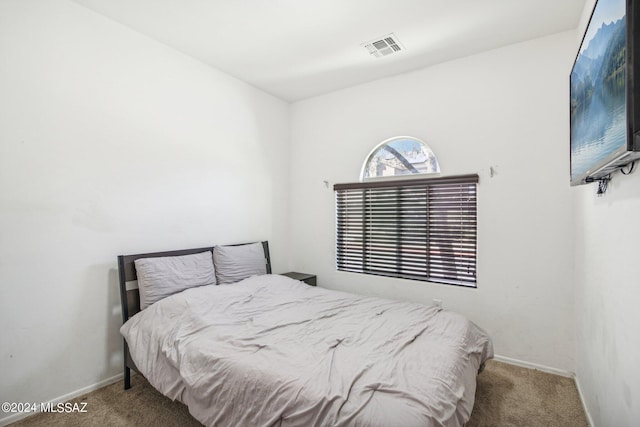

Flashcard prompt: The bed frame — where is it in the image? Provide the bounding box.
[117,241,272,389]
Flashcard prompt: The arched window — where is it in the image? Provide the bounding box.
[361,136,440,181]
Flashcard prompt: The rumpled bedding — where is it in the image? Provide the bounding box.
[121,274,493,427]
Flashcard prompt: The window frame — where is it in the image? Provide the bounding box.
[334,174,478,288]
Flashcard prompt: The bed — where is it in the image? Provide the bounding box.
[118,241,493,427]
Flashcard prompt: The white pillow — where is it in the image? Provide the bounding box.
[135,251,216,309]
[213,242,267,285]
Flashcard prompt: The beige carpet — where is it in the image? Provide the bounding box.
[10,360,588,427]
[467,361,588,427]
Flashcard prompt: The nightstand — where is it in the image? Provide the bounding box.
[282,272,317,286]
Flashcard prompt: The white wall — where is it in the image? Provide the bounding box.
[290,31,577,372]
[573,175,640,426]
[0,0,290,421]
[572,1,640,425]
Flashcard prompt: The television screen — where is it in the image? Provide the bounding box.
[570,0,627,184]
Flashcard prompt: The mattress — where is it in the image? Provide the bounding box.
[121,274,493,427]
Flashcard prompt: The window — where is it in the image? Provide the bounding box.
[334,174,478,287]
[361,136,440,180]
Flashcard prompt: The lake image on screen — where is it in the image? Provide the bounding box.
[570,0,626,182]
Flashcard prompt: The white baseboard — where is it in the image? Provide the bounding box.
[573,374,596,427]
[493,354,574,378]
[0,373,123,427]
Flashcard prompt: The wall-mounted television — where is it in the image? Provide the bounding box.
[570,0,640,185]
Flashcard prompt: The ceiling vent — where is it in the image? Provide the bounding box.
[362,33,403,58]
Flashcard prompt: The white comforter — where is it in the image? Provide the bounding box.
[121,274,493,427]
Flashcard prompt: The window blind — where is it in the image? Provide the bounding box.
[334,174,478,287]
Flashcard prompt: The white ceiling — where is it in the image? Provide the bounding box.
[73,0,586,102]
